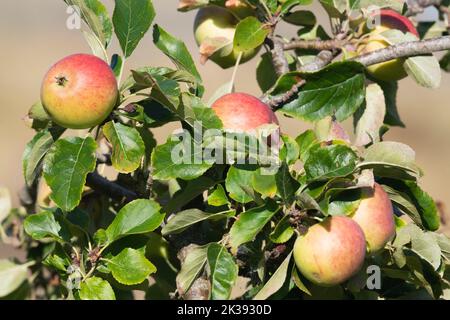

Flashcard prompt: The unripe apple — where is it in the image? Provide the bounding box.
[351,183,396,253]
[358,9,419,82]
[41,54,119,129]
[211,93,279,132]
[194,6,260,69]
[225,0,255,19]
[293,216,366,286]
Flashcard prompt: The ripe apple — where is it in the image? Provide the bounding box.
[293,216,366,286]
[41,53,119,129]
[194,6,260,69]
[358,9,419,82]
[351,183,396,253]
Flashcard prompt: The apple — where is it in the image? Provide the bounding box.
[41,53,119,129]
[194,6,260,69]
[225,0,255,19]
[293,216,366,286]
[351,183,396,253]
[358,9,419,82]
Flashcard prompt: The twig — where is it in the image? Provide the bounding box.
[262,80,306,108]
[269,36,290,76]
[299,50,335,72]
[354,36,450,67]
[283,39,347,51]
[86,172,138,201]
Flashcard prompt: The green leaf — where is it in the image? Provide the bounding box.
[254,252,292,300]
[440,51,450,72]
[65,0,113,47]
[0,260,32,298]
[280,135,300,165]
[377,80,404,127]
[153,25,203,88]
[0,188,11,224]
[106,199,164,243]
[229,202,280,253]
[24,211,62,241]
[79,276,116,300]
[284,10,317,26]
[276,162,300,205]
[103,121,145,173]
[280,0,314,14]
[270,215,295,244]
[405,181,440,231]
[295,130,318,163]
[207,243,238,300]
[208,185,230,207]
[319,0,347,17]
[252,168,277,198]
[179,93,223,130]
[22,128,64,187]
[151,138,212,181]
[43,136,97,212]
[278,62,366,122]
[411,231,442,270]
[304,145,357,181]
[225,166,257,204]
[162,209,233,236]
[112,0,155,57]
[176,244,209,295]
[234,17,269,52]
[82,30,108,61]
[107,248,156,285]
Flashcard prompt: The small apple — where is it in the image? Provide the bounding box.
[194,6,260,69]
[41,53,119,129]
[293,216,366,286]
[225,0,255,19]
[351,183,396,253]
[358,9,419,82]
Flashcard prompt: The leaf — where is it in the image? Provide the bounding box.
[361,141,422,179]
[105,199,164,243]
[176,244,209,295]
[295,130,318,163]
[103,121,145,173]
[0,260,32,298]
[278,62,366,122]
[276,162,300,205]
[225,166,257,204]
[304,145,357,181]
[153,25,203,88]
[208,185,230,207]
[411,231,442,270]
[254,252,292,300]
[252,168,277,198]
[284,10,317,26]
[229,202,280,253]
[24,211,62,241]
[162,209,233,236]
[107,248,156,285]
[43,136,97,212]
[151,138,212,181]
[79,276,116,300]
[82,30,108,61]
[377,80,404,127]
[0,188,11,224]
[319,0,347,17]
[280,135,300,165]
[270,215,295,244]
[234,17,269,52]
[23,128,64,187]
[207,243,238,300]
[355,83,386,146]
[405,181,440,231]
[112,0,155,57]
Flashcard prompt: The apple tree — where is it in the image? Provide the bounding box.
[1,0,450,300]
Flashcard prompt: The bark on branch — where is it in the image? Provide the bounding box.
[86,172,138,202]
[283,39,347,51]
[269,36,290,77]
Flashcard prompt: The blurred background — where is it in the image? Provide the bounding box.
[1,0,449,259]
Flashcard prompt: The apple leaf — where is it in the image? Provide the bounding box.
[280,135,300,165]
[277,62,366,122]
[82,30,108,62]
[207,243,238,300]
[229,202,280,253]
[176,244,210,295]
[107,248,156,285]
[0,260,32,298]
[234,17,270,52]
[276,162,300,205]
[113,0,155,57]
[208,185,230,207]
[79,276,116,300]
[43,136,97,212]
[105,199,164,243]
[225,166,257,204]
[103,121,145,174]
[376,80,405,127]
[295,130,319,163]
[270,215,295,244]
[23,211,63,242]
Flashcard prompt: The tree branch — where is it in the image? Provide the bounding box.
[354,36,450,66]
[269,36,290,76]
[283,39,347,51]
[299,50,335,72]
[86,172,138,202]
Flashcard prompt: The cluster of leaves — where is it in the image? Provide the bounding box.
[1,0,450,300]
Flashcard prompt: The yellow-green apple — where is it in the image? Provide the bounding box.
[358,9,419,82]
[293,216,366,286]
[225,0,255,19]
[41,53,119,129]
[194,6,260,69]
[351,183,396,253]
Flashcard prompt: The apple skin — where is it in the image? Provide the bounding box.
[41,53,118,129]
[211,93,279,132]
[293,216,366,287]
[225,0,255,19]
[351,183,396,253]
[359,9,419,82]
[194,6,260,69]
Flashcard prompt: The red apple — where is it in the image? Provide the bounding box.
[351,183,396,253]
[41,53,119,129]
[293,216,366,286]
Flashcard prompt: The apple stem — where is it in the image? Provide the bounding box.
[230,52,243,90]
